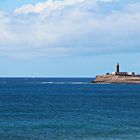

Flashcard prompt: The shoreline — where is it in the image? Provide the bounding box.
[92,75,140,84]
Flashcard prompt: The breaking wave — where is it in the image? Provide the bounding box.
[30,82,90,85]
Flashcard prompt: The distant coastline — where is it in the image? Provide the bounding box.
[92,63,140,84]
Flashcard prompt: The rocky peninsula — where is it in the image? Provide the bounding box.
[92,63,140,84]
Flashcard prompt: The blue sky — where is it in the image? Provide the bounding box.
[0,0,46,11]
[0,0,140,77]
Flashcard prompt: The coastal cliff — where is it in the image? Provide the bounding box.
[92,75,140,84]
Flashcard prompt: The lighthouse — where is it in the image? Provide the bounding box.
[116,63,119,72]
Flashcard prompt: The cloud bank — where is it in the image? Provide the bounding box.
[0,0,140,58]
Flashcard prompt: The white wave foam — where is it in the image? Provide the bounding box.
[31,81,90,85]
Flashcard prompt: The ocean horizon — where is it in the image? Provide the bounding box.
[0,77,140,140]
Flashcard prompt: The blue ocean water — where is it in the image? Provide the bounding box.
[0,78,140,140]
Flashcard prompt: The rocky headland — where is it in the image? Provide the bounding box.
[92,75,140,84]
[92,63,140,84]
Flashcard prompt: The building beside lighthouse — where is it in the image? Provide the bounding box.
[112,63,135,76]
[114,63,128,76]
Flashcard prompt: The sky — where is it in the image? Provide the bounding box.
[0,0,140,77]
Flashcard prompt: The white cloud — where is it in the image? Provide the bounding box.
[0,12,16,44]
[0,0,140,59]
[14,0,119,15]
[99,0,119,2]
[15,0,89,15]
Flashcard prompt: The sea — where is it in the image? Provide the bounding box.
[0,78,140,140]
